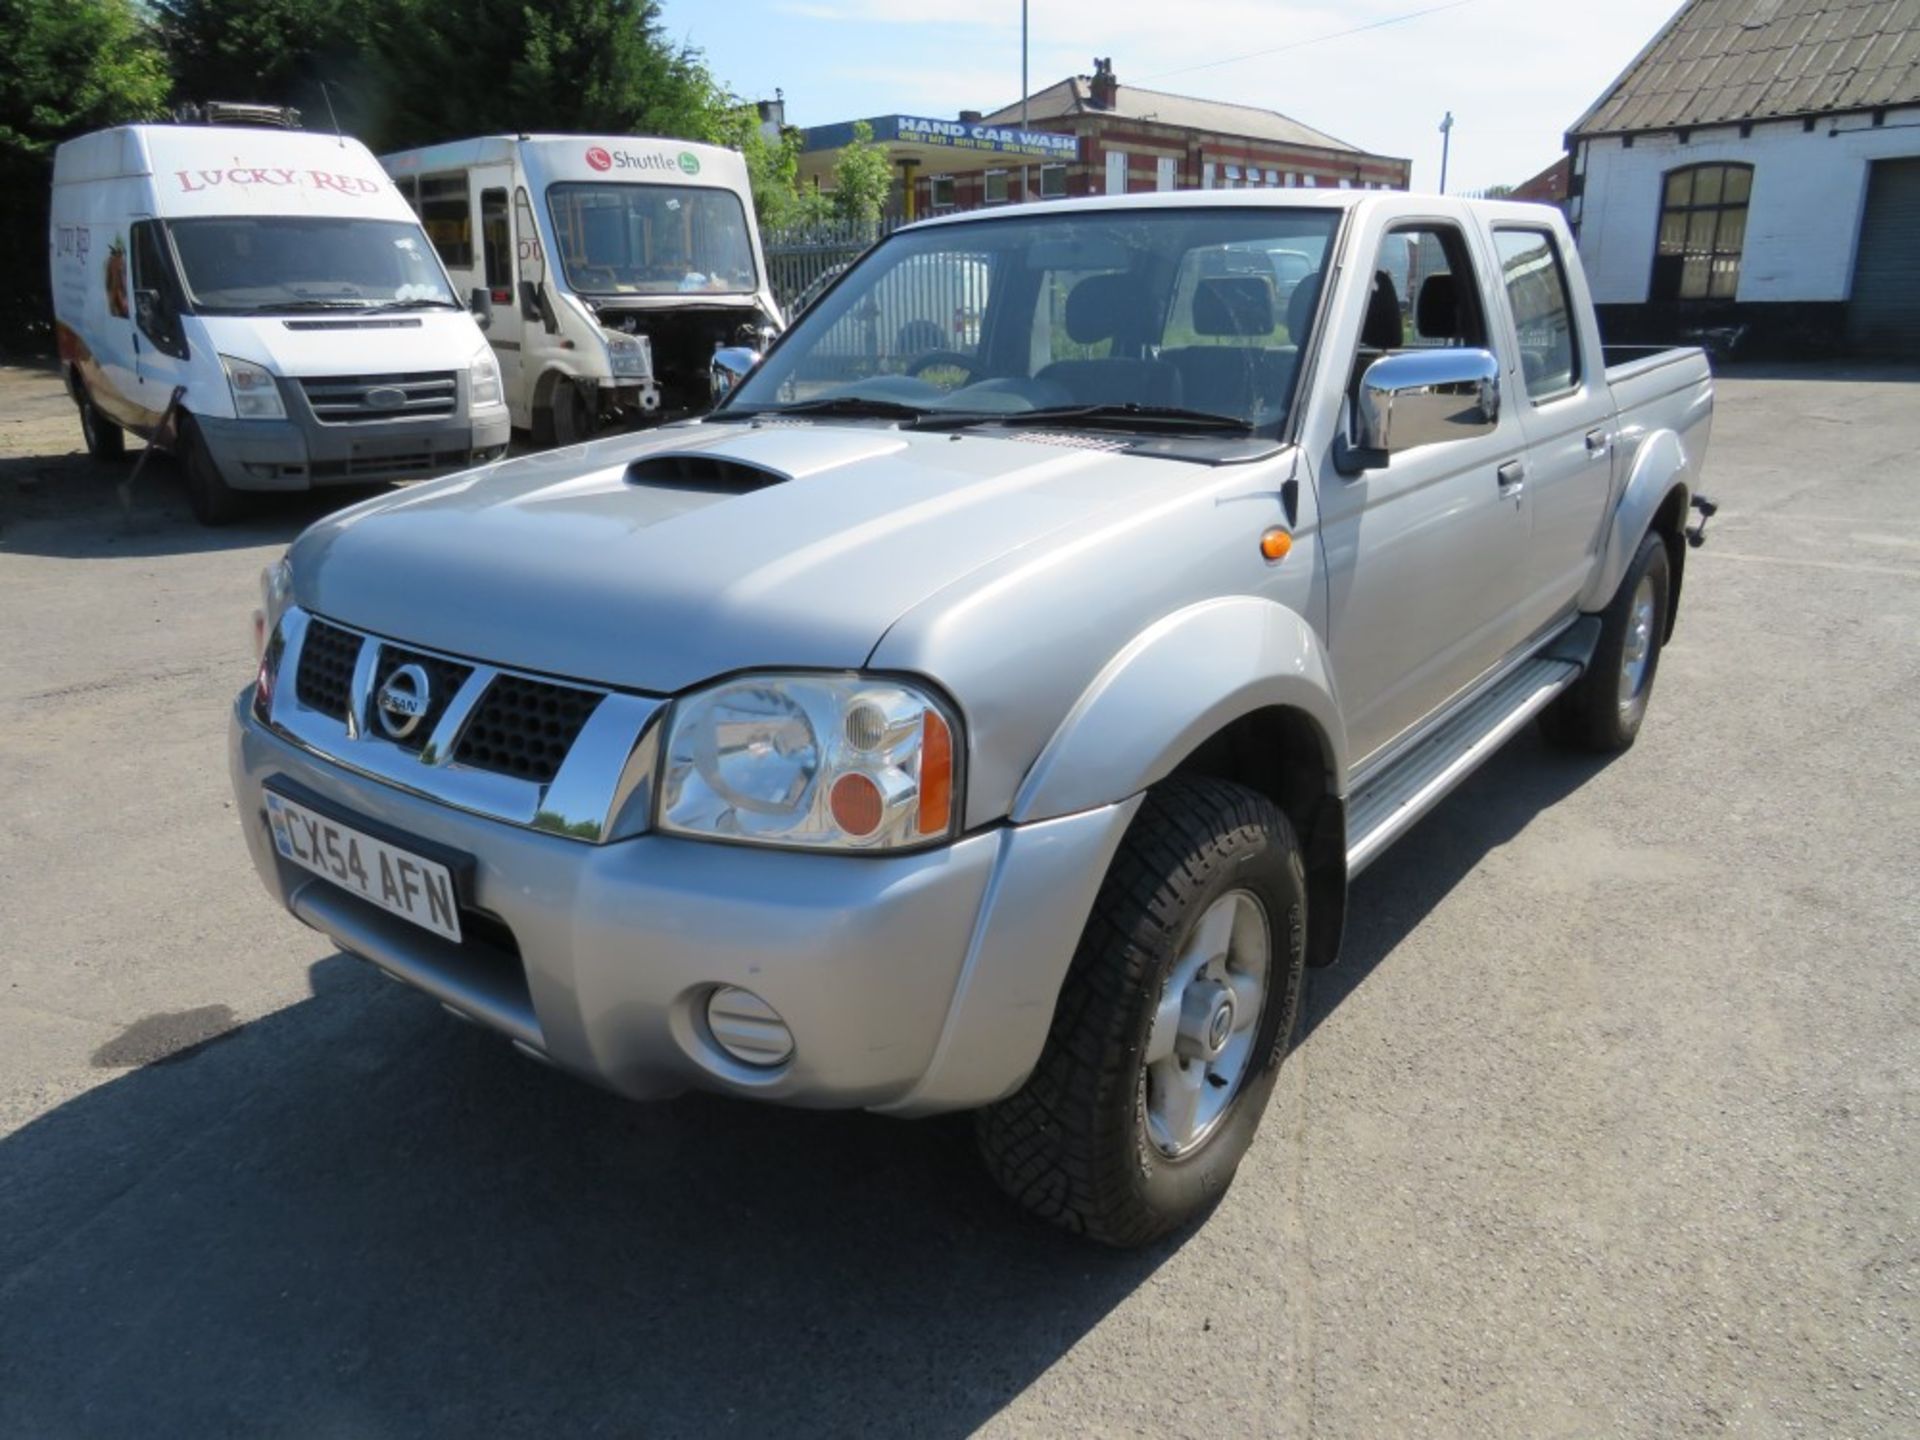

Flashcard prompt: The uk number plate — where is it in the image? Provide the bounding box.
[266,792,463,942]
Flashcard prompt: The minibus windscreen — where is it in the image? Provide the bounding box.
[545,184,757,296]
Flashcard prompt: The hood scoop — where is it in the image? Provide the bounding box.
[625,452,789,495]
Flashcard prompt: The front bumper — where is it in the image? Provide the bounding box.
[199,407,512,492]
[229,693,1136,1114]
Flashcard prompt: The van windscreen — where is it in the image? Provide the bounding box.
[165,217,460,315]
[545,183,756,296]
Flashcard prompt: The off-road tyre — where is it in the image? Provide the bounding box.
[976,777,1308,1247]
[180,417,246,527]
[1541,529,1671,752]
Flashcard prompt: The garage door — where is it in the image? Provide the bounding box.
[1846,157,1920,356]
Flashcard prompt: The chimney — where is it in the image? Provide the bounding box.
[1089,58,1118,111]
[958,109,983,124]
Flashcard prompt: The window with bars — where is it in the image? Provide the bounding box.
[1651,163,1751,302]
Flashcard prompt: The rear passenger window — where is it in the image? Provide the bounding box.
[1495,228,1580,400]
[417,173,472,269]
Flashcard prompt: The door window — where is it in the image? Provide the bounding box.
[129,221,189,359]
[1355,223,1487,363]
[480,187,511,303]
[1494,228,1581,400]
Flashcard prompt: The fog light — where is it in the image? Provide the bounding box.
[706,986,794,1067]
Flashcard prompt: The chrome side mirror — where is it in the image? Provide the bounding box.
[1337,347,1501,473]
[709,345,761,403]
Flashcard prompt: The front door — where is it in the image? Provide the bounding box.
[1316,221,1534,767]
[471,166,526,420]
[126,218,191,427]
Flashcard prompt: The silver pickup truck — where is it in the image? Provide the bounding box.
[232,192,1713,1246]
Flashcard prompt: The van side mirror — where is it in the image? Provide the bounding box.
[468,287,494,330]
[709,345,760,404]
[1335,348,1501,474]
[520,280,556,331]
[134,288,160,332]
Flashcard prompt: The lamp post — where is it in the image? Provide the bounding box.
[1020,1,1030,203]
[1438,111,1454,195]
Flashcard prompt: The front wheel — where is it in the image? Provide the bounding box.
[532,375,596,449]
[180,418,246,527]
[75,386,126,461]
[1542,529,1671,752]
[976,778,1308,1247]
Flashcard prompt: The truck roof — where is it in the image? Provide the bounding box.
[899,188,1567,233]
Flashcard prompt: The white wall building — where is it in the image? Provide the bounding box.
[1566,0,1920,356]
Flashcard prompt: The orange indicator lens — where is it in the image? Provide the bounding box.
[917,709,953,836]
[1260,528,1292,562]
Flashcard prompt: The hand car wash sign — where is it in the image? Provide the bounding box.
[894,116,1078,159]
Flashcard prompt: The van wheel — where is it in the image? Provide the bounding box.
[532,376,594,449]
[1542,529,1671,752]
[76,388,126,461]
[975,778,1308,1247]
[180,418,246,527]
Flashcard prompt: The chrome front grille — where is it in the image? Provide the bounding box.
[454,674,605,784]
[264,609,663,843]
[300,371,458,424]
[295,618,360,719]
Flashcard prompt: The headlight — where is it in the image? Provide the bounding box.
[220,355,286,420]
[253,554,293,660]
[603,329,651,379]
[659,674,958,852]
[469,344,503,408]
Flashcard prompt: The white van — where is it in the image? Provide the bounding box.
[51,116,510,523]
[381,135,781,444]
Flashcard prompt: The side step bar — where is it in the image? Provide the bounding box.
[1346,656,1581,874]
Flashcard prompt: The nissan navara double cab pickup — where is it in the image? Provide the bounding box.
[233,192,1714,1247]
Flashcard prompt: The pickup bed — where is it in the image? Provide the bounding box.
[232,191,1713,1246]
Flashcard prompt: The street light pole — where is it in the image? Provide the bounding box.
[1438,110,1454,195]
[1020,0,1030,203]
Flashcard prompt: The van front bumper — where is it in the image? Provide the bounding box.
[200,407,512,492]
[229,692,1137,1114]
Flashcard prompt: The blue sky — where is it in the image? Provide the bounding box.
[658,0,1685,194]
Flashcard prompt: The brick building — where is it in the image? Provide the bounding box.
[798,59,1410,220]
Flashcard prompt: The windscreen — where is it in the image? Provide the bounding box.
[165,217,457,314]
[728,206,1342,431]
[546,183,757,295]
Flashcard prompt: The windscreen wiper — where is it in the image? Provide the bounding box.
[360,298,464,313]
[913,402,1255,434]
[264,299,377,313]
[710,395,931,423]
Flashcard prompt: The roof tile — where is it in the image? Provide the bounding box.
[1571,0,1920,135]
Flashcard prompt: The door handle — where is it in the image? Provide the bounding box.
[1586,429,1611,457]
[1497,460,1526,495]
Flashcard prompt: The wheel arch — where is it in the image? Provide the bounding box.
[1580,427,1692,626]
[1010,596,1350,968]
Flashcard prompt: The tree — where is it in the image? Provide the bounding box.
[703,101,827,230]
[154,0,377,137]
[829,119,892,228]
[372,0,728,151]
[0,0,169,351]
